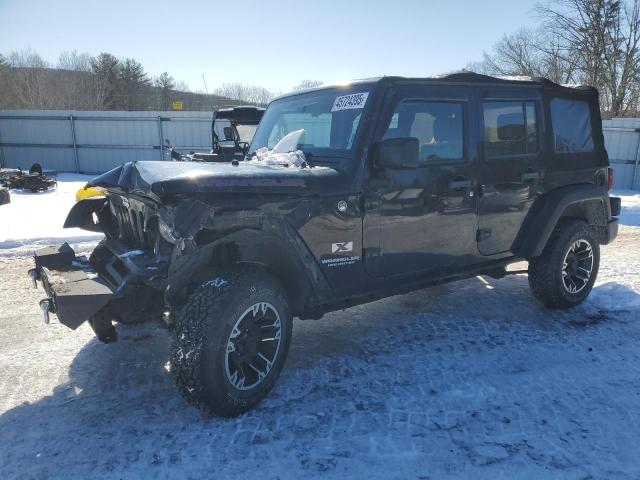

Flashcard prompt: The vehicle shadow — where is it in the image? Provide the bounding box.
[1,276,638,478]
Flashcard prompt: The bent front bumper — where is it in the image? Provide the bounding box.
[29,243,115,339]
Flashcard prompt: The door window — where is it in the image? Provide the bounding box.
[483,101,538,157]
[383,101,464,164]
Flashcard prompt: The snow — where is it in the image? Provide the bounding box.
[0,174,103,256]
[1,227,639,479]
[614,189,640,227]
[250,130,308,167]
[251,147,307,168]
[0,181,639,478]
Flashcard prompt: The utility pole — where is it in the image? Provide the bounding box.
[202,74,209,95]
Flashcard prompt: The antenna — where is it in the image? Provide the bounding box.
[202,74,209,95]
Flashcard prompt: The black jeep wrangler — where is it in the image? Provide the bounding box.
[29,72,620,417]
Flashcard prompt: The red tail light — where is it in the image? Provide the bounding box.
[608,167,614,191]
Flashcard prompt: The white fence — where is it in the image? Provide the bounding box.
[1,110,639,189]
[602,118,640,190]
[0,110,214,174]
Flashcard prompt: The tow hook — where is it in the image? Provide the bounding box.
[39,298,53,324]
[28,268,38,289]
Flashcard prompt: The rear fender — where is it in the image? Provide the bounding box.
[514,184,610,258]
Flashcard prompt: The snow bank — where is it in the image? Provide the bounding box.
[0,173,103,256]
[614,189,640,227]
[588,281,640,312]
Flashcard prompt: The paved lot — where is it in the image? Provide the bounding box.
[1,228,639,480]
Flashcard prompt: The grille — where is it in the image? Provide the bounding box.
[111,200,157,251]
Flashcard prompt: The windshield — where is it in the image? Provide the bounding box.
[213,121,257,145]
[248,86,372,162]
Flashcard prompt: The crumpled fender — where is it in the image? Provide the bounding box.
[63,197,107,232]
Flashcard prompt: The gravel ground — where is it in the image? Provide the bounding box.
[0,228,639,480]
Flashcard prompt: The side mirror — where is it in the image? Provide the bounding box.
[375,137,419,169]
[165,138,171,146]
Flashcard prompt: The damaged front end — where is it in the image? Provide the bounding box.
[29,160,334,343]
[30,188,171,342]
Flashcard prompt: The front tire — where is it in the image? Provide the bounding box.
[528,219,600,309]
[170,267,292,417]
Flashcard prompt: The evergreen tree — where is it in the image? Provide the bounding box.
[154,72,175,110]
[90,53,121,109]
[118,58,151,110]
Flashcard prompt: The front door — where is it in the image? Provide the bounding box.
[363,85,479,278]
[476,89,543,255]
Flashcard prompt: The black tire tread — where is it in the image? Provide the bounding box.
[170,266,291,416]
[170,273,237,415]
[528,218,599,309]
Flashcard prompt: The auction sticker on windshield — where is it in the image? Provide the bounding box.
[331,92,369,112]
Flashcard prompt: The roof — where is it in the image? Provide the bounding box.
[276,71,596,101]
[214,106,265,125]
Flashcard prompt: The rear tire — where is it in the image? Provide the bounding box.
[0,188,10,205]
[170,267,292,417]
[528,219,600,309]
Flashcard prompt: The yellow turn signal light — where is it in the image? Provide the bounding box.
[75,185,106,201]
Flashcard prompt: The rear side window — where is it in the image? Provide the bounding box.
[383,101,463,164]
[550,98,594,153]
[483,101,538,157]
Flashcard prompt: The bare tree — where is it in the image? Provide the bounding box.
[0,54,8,108]
[536,0,640,115]
[214,83,275,106]
[174,79,190,93]
[0,48,274,111]
[467,28,577,83]
[56,51,105,109]
[4,49,54,109]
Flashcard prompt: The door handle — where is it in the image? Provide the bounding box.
[448,179,472,190]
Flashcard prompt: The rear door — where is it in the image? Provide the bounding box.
[476,88,544,255]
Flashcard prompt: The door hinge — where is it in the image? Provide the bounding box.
[476,229,491,242]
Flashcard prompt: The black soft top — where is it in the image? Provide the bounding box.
[283,71,597,99]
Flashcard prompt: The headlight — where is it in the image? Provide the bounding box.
[158,219,177,243]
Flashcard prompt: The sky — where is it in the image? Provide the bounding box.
[0,0,539,93]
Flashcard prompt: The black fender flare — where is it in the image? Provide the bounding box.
[63,197,108,232]
[514,183,610,258]
[165,217,330,316]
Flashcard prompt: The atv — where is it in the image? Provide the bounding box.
[164,106,264,163]
[0,163,57,192]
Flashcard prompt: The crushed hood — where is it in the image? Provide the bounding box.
[89,160,345,200]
